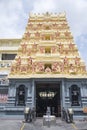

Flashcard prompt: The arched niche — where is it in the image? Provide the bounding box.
[70,85,81,106]
[16,85,26,106]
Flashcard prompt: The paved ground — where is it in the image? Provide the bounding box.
[0,119,22,130]
[0,117,87,130]
[23,119,75,130]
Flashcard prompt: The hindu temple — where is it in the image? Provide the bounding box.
[0,12,87,118]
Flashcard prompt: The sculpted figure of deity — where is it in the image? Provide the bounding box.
[75,56,80,65]
[28,57,32,65]
[69,42,74,49]
[35,32,40,37]
[27,47,32,56]
[52,62,59,72]
[38,23,42,27]
[64,56,68,65]
[16,56,21,65]
[29,23,33,29]
[32,63,36,73]
[55,31,60,37]
[39,47,45,53]
[64,31,70,37]
[58,42,63,50]
[32,43,37,52]
[20,65,27,73]
[69,64,75,73]
[45,67,51,73]
[11,65,15,73]
[60,64,64,73]
[37,62,44,72]
[64,50,68,55]
[21,43,27,54]
[53,23,57,27]
[39,63,44,72]
[26,32,31,38]
[81,66,86,73]
[62,23,67,27]
[35,62,44,72]
[51,47,56,53]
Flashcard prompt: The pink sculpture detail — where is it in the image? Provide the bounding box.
[45,67,51,72]
[21,43,27,53]
[75,56,79,65]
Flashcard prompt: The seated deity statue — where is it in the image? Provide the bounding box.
[45,67,51,72]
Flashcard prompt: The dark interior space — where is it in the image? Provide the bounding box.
[16,85,25,106]
[36,83,61,117]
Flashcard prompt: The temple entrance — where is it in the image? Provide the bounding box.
[36,83,61,117]
[16,85,26,106]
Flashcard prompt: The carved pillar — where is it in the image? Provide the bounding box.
[61,79,65,108]
[32,79,35,107]
[27,83,31,97]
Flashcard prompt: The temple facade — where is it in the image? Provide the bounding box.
[0,12,87,118]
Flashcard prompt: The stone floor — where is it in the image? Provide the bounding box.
[23,119,75,130]
[0,117,87,130]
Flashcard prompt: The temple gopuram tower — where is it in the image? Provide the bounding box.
[6,12,87,118]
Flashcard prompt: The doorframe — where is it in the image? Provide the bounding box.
[34,79,63,117]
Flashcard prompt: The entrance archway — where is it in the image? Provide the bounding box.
[16,85,26,106]
[36,83,61,117]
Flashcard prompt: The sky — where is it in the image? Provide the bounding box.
[0,0,87,67]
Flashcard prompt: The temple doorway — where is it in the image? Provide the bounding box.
[16,85,26,106]
[36,83,61,117]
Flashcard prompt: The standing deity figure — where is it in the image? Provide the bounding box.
[51,47,56,53]
[32,63,36,73]
[28,57,32,65]
[32,43,37,52]
[58,42,63,50]
[39,47,45,53]
[65,31,69,37]
[38,62,44,72]
[64,56,68,65]
[52,62,59,72]
[60,64,64,73]
[75,56,79,65]
[69,64,75,73]
[55,31,60,37]
[53,23,56,27]
[81,66,86,73]
[41,35,45,40]
[16,56,21,65]
[45,67,51,73]
[65,50,68,55]
[20,65,27,73]
[50,35,54,40]
[38,23,42,27]
[21,43,27,54]
[29,23,33,29]
[69,42,74,49]
[35,32,40,37]
[26,32,31,38]
[11,65,15,73]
